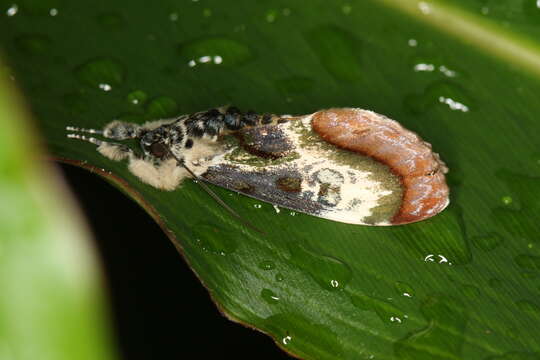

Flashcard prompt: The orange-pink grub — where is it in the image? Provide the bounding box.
[311,108,449,225]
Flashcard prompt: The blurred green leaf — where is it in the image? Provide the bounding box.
[0,66,117,358]
[2,0,540,358]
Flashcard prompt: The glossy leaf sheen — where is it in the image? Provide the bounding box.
[1,0,540,358]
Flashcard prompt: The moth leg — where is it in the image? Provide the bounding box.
[66,133,134,161]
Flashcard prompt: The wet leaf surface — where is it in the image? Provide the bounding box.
[2,0,540,358]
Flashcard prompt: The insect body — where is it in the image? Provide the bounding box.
[67,106,449,225]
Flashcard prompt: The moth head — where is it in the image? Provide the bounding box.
[140,130,170,159]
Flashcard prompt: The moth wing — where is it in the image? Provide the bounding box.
[202,118,404,225]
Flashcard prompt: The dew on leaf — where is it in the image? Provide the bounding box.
[288,242,351,291]
[127,90,148,106]
[404,80,473,114]
[394,281,415,298]
[258,260,276,270]
[179,37,253,67]
[394,295,468,360]
[349,291,407,325]
[471,233,503,251]
[145,96,178,118]
[264,313,343,356]
[261,288,280,304]
[191,223,238,256]
[305,25,363,82]
[265,9,277,23]
[75,58,124,91]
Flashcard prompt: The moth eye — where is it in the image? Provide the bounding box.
[150,142,168,158]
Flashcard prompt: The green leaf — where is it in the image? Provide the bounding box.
[0,67,117,358]
[2,0,540,358]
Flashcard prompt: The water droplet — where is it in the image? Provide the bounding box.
[305,25,362,82]
[516,300,540,317]
[275,273,284,282]
[394,281,415,298]
[264,313,343,355]
[99,83,112,91]
[492,171,540,238]
[127,90,148,106]
[275,76,314,95]
[202,8,211,17]
[471,233,503,251]
[75,58,124,91]
[408,39,418,47]
[531,152,540,170]
[178,37,253,67]
[501,195,513,205]
[341,4,352,15]
[14,34,51,55]
[523,0,540,24]
[11,0,61,15]
[96,12,124,29]
[391,206,470,265]
[288,242,351,291]
[261,288,280,304]
[145,96,178,118]
[349,292,406,325]
[191,223,238,255]
[409,55,460,78]
[233,24,246,32]
[394,295,468,359]
[258,260,275,270]
[404,80,473,114]
[282,335,292,345]
[424,254,452,265]
[6,4,18,16]
[265,9,277,23]
[169,12,179,22]
[515,254,540,271]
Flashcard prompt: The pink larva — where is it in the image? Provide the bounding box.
[311,108,449,225]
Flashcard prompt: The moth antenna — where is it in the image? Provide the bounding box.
[168,151,265,235]
[66,133,104,145]
[66,126,104,135]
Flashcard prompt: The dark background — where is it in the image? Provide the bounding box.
[60,164,291,360]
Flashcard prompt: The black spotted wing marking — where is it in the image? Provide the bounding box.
[234,124,295,159]
[202,164,324,216]
[201,120,326,216]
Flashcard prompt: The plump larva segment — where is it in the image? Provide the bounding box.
[311,108,449,224]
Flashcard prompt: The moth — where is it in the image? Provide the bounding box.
[67,106,449,226]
